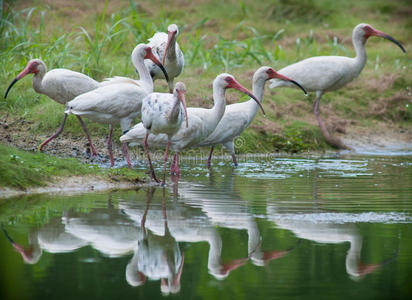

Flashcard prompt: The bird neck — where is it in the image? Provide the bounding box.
[32,68,47,94]
[246,76,266,116]
[170,96,181,124]
[246,219,262,255]
[207,230,223,273]
[210,83,227,127]
[135,56,154,92]
[166,36,177,61]
[352,34,368,74]
[345,234,363,277]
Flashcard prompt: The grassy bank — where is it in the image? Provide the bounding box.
[0,0,411,156]
[0,144,144,190]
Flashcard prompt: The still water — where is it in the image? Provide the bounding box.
[1,153,411,299]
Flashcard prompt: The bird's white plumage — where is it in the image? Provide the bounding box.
[268,23,403,92]
[198,66,306,164]
[269,56,358,92]
[65,44,156,132]
[199,67,274,151]
[145,24,184,91]
[37,69,100,104]
[267,23,405,150]
[100,76,140,86]
[141,82,187,137]
[66,83,146,131]
[4,59,104,153]
[17,59,100,104]
[121,73,237,152]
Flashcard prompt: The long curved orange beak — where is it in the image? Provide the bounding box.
[220,257,249,276]
[4,65,32,99]
[229,79,266,115]
[272,73,308,95]
[163,30,177,65]
[177,89,188,128]
[171,253,184,288]
[145,49,170,83]
[2,227,34,263]
[372,29,406,53]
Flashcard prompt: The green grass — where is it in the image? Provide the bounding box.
[0,144,144,189]
[0,0,411,157]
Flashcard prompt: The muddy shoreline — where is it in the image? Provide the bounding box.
[1,116,411,200]
[0,175,153,199]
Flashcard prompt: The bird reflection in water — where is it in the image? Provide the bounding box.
[1,172,397,293]
[126,188,184,295]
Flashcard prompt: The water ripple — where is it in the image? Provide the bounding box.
[236,158,372,179]
[267,212,412,224]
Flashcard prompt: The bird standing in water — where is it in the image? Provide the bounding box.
[139,82,189,183]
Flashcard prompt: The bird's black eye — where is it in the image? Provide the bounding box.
[363,25,373,33]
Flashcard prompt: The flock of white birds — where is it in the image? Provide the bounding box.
[4,23,405,184]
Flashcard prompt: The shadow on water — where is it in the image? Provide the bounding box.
[1,154,411,299]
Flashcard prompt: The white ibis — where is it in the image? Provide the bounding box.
[121,73,264,176]
[65,44,169,167]
[139,82,189,183]
[4,59,100,154]
[200,66,307,166]
[145,24,184,93]
[269,23,406,150]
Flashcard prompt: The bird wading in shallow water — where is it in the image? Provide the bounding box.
[145,24,184,93]
[65,44,169,168]
[120,73,264,177]
[139,82,189,184]
[4,59,100,154]
[199,66,307,167]
[269,23,406,150]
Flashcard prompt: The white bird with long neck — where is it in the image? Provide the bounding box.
[65,44,169,167]
[140,82,189,183]
[145,24,184,93]
[269,23,406,150]
[200,66,307,166]
[120,73,264,176]
[4,59,100,154]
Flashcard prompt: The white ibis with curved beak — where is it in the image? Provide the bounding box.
[200,66,307,166]
[65,44,169,167]
[121,73,264,176]
[4,59,100,154]
[138,82,189,184]
[145,24,184,93]
[269,23,406,150]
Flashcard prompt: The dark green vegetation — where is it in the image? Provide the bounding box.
[0,144,144,189]
[0,0,411,186]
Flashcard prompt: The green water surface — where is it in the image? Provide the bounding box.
[1,154,411,299]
